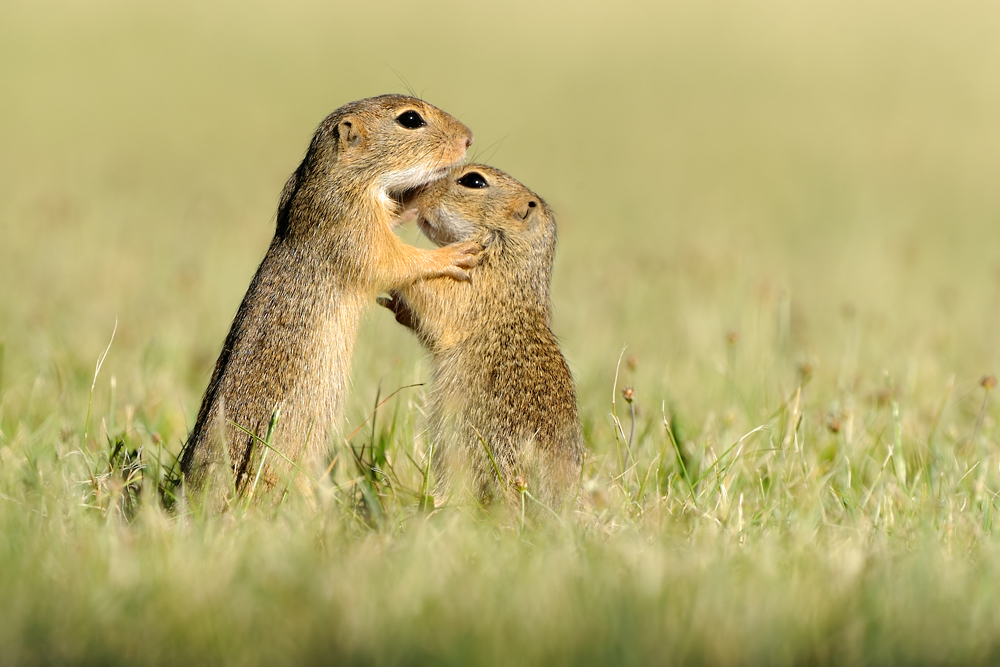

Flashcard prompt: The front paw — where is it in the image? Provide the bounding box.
[439,266,472,283]
[376,295,396,312]
[443,241,483,271]
[377,293,419,330]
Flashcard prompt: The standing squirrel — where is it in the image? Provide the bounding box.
[181,95,480,509]
[380,164,583,511]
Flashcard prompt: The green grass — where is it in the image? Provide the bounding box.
[3,0,1000,663]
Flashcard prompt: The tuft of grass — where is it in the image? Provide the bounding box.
[2,328,1000,664]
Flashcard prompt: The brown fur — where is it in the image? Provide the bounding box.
[180,95,480,509]
[381,164,584,512]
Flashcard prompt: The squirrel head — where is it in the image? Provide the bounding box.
[277,95,473,238]
[407,164,556,270]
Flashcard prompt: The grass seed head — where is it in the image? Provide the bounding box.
[513,475,527,494]
[827,416,842,434]
[798,361,815,384]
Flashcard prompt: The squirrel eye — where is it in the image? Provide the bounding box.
[396,110,426,129]
[457,172,489,189]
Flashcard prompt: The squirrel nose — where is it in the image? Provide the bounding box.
[465,135,474,149]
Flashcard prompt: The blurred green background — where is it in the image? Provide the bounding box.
[4,0,999,441]
[5,2,1000,664]
[0,1,1000,434]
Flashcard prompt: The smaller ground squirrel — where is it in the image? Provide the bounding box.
[380,164,584,511]
[180,95,480,510]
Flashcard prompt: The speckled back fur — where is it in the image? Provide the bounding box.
[180,95,478,511]
[384,164,584,512]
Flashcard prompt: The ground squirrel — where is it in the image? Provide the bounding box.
[380,164,583,511]
[180,95,480,509]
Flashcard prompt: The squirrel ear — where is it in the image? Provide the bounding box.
[337,119,362,148]
[520,199,539,222]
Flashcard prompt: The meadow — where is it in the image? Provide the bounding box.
[2,0,1000,663]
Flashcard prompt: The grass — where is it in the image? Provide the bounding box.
[3,0,1000,663]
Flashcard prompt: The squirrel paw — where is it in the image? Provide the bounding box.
[378,293,418,330]
[439,241,482,281]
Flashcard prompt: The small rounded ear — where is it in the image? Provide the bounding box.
[337,119,362,148]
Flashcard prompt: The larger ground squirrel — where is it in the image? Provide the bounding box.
[380,164,584,511]
[181,95,480,509]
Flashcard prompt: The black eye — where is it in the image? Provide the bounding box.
[396,110,426,129]
[457,172,489,189]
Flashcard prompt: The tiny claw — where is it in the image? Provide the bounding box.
[442,267,472,283]
[446,241,483,270]
[378,292,418,329]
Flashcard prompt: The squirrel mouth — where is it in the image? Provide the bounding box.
[416,213,461,247]
[416,215,436,239]
[386,165,447,211]
[394,184,429,210]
